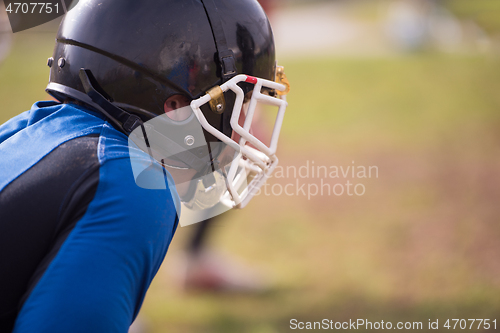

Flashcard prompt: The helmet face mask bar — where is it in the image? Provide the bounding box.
[191,74,288,208]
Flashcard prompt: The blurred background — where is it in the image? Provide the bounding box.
[1,0,500,332]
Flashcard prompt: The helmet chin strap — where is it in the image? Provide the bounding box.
[79,69,143,135]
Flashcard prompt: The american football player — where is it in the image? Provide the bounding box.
[0,0,289,331]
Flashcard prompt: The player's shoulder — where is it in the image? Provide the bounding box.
[94,122,181,216]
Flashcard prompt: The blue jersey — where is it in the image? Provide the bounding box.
[0,101,179,332]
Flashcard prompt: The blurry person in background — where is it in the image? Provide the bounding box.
[385,0,463,52]
[385,0,431,51]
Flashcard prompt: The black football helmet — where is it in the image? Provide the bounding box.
[46,0,290,224]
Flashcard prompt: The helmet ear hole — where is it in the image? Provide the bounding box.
[164,95,192,121]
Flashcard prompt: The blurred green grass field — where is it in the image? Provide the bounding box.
[2,16,500,333]
[447,0,500,35]
[144,54,500,332]
[0,34,54,122]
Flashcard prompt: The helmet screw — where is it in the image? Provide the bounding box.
[58,57,66,68]
[184,135,195,146]
[47,57,54,67]
[216,103,224,112]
